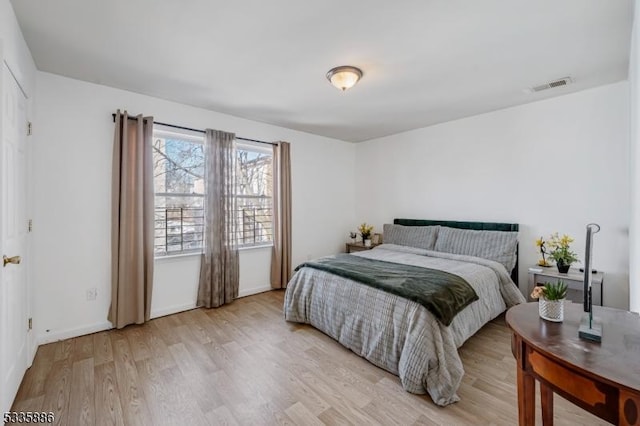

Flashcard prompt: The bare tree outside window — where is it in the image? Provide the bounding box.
[152,129,273,256]
[235,146,273,246]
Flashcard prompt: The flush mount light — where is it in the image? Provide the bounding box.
[326,66,363,91]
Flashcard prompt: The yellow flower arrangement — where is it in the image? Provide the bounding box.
[358,223,374,241]
[547,232,578,266]
[535,237,551,267]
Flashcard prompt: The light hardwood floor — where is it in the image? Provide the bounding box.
[12,290,606,425]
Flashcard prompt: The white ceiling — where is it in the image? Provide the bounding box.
[10,0,634,142]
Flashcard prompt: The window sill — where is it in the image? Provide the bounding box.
[155,244,272,260]
[238,244,273,252]
[155,252,202,261]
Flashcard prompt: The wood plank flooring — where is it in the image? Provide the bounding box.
[12,290,607,425]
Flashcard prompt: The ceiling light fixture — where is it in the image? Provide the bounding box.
[326,66,363,91]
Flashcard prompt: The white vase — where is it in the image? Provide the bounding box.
[364,239,372,247]
[539,297,564,322]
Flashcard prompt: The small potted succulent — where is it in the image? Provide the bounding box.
[531,280,568,322]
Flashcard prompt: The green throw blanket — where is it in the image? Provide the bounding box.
[296,254,478,326]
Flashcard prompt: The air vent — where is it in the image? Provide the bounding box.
[530,77,573,93]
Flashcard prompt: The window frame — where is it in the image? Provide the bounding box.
[152,128,274,257]
[234,140,275,249]
[152,126,205,257]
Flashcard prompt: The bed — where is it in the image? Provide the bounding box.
[283,219,526,406]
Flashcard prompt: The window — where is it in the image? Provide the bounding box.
[153,127,205,256]
[153,127,273,256]
[235,142,274,247]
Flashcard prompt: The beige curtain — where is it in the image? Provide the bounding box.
[270,141,292,288]
[197,129,239,308]
[109,110,154,329]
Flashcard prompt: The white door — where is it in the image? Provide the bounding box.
[0,63,29,413]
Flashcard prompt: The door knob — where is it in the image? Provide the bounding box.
[3,255,21,267]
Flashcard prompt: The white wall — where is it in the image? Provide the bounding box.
[33,71,356,343]
[355,82,630,309]
[629,0,639,314]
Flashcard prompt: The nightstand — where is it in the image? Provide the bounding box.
[527,266,604,305]
[346,242,378,253]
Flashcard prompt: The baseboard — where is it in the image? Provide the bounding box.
[34,303,196,345]
[38,321,113,345]
[237,286,272,298]
[150,303,197,319]
[28,336,38,367]
[35,290,272,345]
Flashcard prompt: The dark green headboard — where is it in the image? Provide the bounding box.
[393,218,519,286]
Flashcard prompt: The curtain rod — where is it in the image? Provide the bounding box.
[111,113,277,146]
